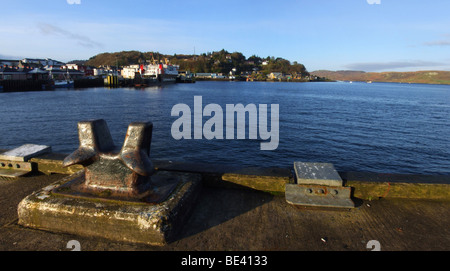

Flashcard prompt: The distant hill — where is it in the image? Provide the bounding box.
[84,51,168,67]
[82,50,310,77]
[311,70,450,85]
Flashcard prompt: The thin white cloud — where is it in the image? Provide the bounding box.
[67,0,81,4]
[423,33,450,46]
[423,40,450,46]
[37,22,103,48]
[366,0,381,4]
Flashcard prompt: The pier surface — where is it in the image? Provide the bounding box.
[0,157,449,251]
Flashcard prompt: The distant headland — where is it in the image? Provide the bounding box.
[311,70,450,85]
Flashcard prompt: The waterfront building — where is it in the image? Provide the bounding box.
[212,73,226,79]
[121,65,140,79]
[194,73,211,79]
[0,67,30,80]
[45,66,85,81]
[21,58,64,68]
[93,68,106,76]
[63,64,95,77]
[0,59,20,67]
[27,68,49,80]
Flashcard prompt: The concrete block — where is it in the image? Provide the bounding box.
[0,144,51,162]
[294,162,343,186]
[18,170,202,246]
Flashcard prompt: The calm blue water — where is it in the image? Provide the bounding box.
[0,81,449,174]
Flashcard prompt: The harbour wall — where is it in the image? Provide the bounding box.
[1,78,104,92]
[24,151,450,201]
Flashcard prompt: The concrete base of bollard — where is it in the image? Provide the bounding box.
[17,170,201,246]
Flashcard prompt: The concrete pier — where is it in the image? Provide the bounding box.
[0,150,449,251]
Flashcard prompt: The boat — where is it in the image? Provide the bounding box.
[134,56,179,85]
[50,68,74,88]
[139,63,179,83]
[54,79,74,88]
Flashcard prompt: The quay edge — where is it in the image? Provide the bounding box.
[24,151,450,201]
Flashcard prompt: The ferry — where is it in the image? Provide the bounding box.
[139,63,179,83]
[140,56,179,83]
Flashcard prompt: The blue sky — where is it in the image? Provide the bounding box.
[1,0,450,72]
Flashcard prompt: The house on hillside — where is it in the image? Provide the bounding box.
[268,72,283,80]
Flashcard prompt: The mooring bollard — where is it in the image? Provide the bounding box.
[57,119,177,202]
[51,119,179,203]
[18,119,202,245]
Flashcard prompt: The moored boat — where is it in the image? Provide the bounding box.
[54,79,74,88]
[139,63,179,83]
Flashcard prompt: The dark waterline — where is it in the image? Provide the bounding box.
[0,81,449,175]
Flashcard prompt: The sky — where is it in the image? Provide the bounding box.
[1,0,450,72]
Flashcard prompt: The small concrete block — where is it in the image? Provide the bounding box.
[294,162,343,186]
[0,144,51,162]
[18,170,201,246]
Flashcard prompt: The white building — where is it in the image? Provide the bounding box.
[64,64,80,70]
[94,68,105,76]
[22,58,64,67]
[121,65,140,79]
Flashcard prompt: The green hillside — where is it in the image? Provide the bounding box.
[81,49,310,77]
[311,70,450,85]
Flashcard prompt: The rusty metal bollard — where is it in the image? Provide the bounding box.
[57,119,176,203]
[18,119,202,246]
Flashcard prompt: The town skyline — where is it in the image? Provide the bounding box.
[1,0,450,73]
